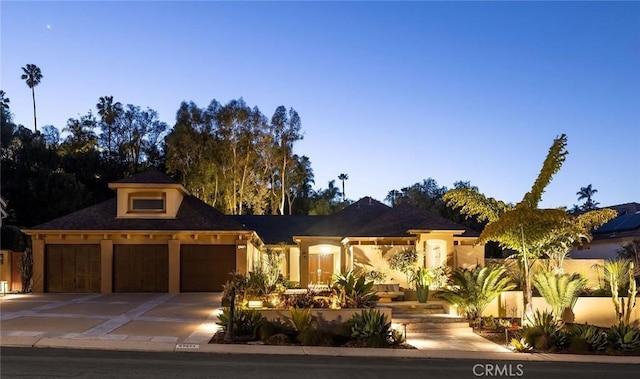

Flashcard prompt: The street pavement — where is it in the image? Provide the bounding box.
[1,292,639,364]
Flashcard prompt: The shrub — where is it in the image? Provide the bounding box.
[509,337,533,353]
[388,249,418,288]
[532,272,587,321]
[437,264,516,321]
[607,323,640,351]
[520,310,567,351]
[216,308,264,337]
[566,324,608,352]
[331,271,378,308]
[350,309,394,347]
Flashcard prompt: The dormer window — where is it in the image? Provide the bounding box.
[128,192,166,213]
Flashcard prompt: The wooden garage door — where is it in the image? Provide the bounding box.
[113,245,168,292]
[180,245,236,292]
[46,245,101,293]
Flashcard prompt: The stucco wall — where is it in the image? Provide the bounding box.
[570,238,631,260]
[482,291,640,328]
[454,245,484,269]
[352,245,418,288]
[485,258,605,289]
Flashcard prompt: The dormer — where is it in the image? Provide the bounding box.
[107,171,190,219]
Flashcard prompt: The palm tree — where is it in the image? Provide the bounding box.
[21,64,43,132]
[443,134,617,323]
[532,272,587,321]
[576,184,599,210]
[437,265,516,322]
[338,173,349,202]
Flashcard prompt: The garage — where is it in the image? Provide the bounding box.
[113,245,168,292]
[46,245,101,293]
[180,245,236,292]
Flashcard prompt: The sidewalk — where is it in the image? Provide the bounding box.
[2,293,639,364]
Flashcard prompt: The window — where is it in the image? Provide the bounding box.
[128,192,166,213]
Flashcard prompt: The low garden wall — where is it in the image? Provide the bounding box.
[482,291,640,327]
[258,307,393,325]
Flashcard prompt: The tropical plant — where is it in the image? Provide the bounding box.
[437,265,516,322]
[216,308,264,337]
[443,134,617,323]
[576,184,599,211]
[509,337,533,353]
[364,269,387,284]
[350,309,395,347]
[338,173,348,202]
[388,249,419,288]
[566,324,608,352]
[532,272,587,321]
[21,64,43,132]
[520,310,567,351]
[604,259,638,326]
[331,271,378,308]
[607,323,640,351]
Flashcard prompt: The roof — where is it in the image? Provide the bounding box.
[231,215,324,245]
[351,203,479,238]
[26,195,247,232]
[300,197,391,237]
[592,202,640,240]
[112,170,179,184]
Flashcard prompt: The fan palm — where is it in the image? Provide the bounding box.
[21,64,43,132]
[532,272,587,321]
[438,264,516,321]
[338,173,348,201]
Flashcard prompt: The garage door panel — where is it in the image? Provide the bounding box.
[113,245,168,292]
[45,245,100,293]
[181,245,236,292]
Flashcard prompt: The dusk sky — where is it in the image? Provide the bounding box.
[2,1,638,210]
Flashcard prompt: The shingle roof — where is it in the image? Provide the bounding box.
[113,170,179,184]
[28,195,247,231]
[231,215,324,245]
[351,204,480,238]
[300,197,391,237]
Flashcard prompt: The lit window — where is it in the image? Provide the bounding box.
[128,192,166,213]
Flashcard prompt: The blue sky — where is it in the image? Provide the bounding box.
[2,1,639,209]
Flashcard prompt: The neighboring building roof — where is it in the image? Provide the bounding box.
[300,197,391,237]
[592,202,640,240]
[231,215,325,245]
[27,195,247,232]
[112,170,179,184]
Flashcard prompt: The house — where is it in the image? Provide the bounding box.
[22,172,484,293]
[570,202,640,260]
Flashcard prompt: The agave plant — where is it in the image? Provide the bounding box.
[520,310,567,351]
[509,337,533,353]
[532,272,587,321]
[216,308,264,337]
[566,323,608,352]
[331,271,378,308]
[350,308,393,347]
[607,323,640,351]
[437,264,516,321]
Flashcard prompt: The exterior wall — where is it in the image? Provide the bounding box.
[483,291,640,328]
[570,237,632,260]
[485,258,605,289]
[297,239,341,288]
[351,244,415,288]
[454,243,484,269]
[416,232,456,268]
[0,250,11,291]
[289,247,300,282]
[115,187,184,219]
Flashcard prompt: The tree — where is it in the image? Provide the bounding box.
[338,173,349,202]
[0,90,9,112]
[437,265,516,322]
[575,184,599,211]
[443,134,616,323]
[21,64,43,132]
[532,272,587,321]
[97,95,123,161]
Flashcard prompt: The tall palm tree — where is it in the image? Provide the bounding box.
[338,173,348,202]
[21,64,43,132]
[576,184,598,210]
